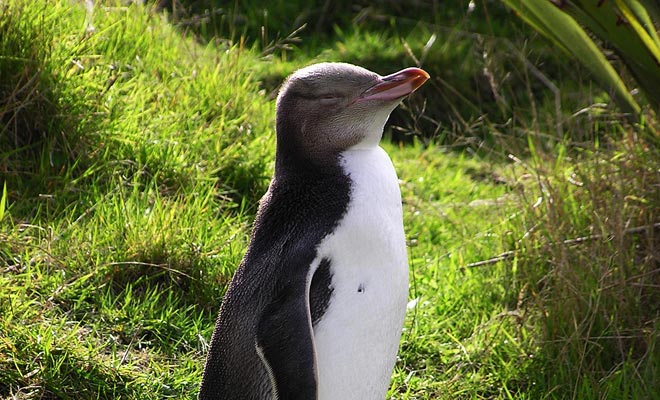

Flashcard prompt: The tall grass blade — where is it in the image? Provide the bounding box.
[0,182,6,222]
[623,0,660,46]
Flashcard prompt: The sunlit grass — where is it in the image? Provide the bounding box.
[1,1,658,399]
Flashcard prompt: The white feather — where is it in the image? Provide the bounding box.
[310,145,409,400]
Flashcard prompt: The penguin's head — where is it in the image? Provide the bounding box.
[275,62,429,168]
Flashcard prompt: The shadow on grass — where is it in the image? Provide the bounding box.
[0,2,102,221]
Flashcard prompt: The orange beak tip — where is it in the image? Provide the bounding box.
[359,67,430,102]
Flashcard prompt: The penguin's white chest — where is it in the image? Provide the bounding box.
[310,146,409,400]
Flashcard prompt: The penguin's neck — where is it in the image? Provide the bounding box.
[340,144,399,187]
[337,145,403,241]
[344,107,394,151]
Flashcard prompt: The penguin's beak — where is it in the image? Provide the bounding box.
[358,67,430,102]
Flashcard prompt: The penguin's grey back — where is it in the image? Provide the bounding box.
[198,158,351,399]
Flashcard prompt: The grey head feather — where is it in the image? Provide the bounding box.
[274,62,399,171]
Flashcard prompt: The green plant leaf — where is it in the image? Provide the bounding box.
[570,0,660,110]
[624,0,660,47]
[0,182,6,222]
[501,0,641,115]
[637,0,660,27]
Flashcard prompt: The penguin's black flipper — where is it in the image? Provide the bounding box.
[256,273,317,399]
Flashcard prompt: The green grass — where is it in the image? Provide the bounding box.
[2,1,659,399]
[171,0,598,147]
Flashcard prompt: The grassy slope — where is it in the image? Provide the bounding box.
[1,1,659,399]
[0,1,269,397]
[392,145,532,399]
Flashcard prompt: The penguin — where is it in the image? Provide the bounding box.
[199,62,429,400]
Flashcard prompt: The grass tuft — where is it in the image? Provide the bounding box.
[1,1,266,397]
[510,131,660,398]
